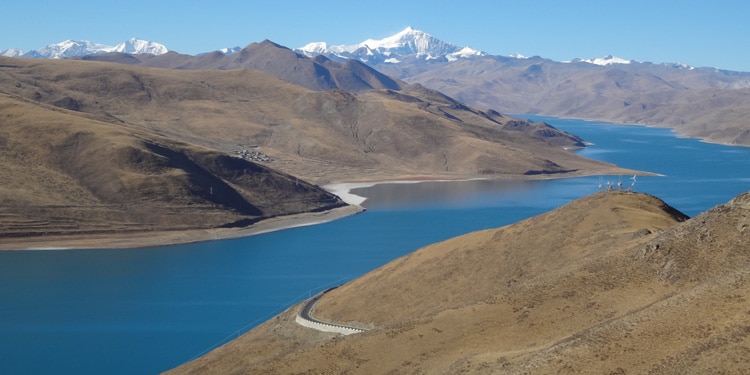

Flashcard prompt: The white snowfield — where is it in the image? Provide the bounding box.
[580,54,633,66]
[3,37,168,59]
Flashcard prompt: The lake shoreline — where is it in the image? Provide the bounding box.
[0,170,645,251]
[6,116,748,375]
[0,204,365,251]
[517,113,750,148]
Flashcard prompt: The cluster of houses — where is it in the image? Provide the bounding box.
[234,145,273,163]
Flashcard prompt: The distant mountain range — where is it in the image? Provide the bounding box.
[295,27,750,145]
[73,40,407,93]
[3,28,750,145]
[0,37,168,59]
[296,26,485,64]
[0,27,715,72]
[0,27,664,68]
[296,27,648,68]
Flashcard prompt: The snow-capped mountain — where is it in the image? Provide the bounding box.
[217,46,241,55]
[1,48,24,57]
[662,62,695,70]
[568,56,698,70]
[38,40,114,59]
[296,26,485,64]
[1,38,168,59]
[112,38,168,55]
[571,55,634,66]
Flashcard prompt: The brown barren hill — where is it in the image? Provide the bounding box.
[386,56,750,146]
[168,190,750,374]
[0,55,641,248]
[92,39,406,93]
[82,39,750,145]
[0,56,633,184]
[0,93,346,249]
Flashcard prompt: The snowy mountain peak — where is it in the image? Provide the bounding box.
[662,62,695,70]
[575,55,633,66]
[298,41,331,55]
[400,26,417,34]
[2,38,169,59]
[113,38,168,55]
[36,40,111,59]
[446,46,484,61]
[217,46,241,56]
[296,26,485,64]
[1,48,24,57]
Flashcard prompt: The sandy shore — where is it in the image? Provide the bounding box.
[1,182,378,251]
[1,171,651,251]
[323,183,375,206]
[322,178,494,206]
[0,204,364,251]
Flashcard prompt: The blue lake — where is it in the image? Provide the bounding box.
[1,116,749,374]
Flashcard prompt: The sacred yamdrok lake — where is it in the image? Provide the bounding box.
[1,116,749,374]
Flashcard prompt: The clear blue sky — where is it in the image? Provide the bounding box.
[3,0,749,72]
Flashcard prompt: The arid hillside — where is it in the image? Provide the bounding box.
[168,190,750,374]
[72,37,750,146]
[80,40,406,93]
[0,57,629,184]
[0,55,638,247]
[376,56,750,146]
[0,92,346,249]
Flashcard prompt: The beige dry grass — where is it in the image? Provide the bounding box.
[167,190,750,374]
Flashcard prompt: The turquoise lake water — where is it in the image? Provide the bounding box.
[1,116,749,374]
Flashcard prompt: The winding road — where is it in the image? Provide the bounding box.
[296,287,368,335]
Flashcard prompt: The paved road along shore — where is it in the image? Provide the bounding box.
[296,287,368,335]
